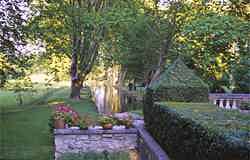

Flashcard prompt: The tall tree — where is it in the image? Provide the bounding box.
[0,0,29,53]
[30,0,136,99]
[69,0,108,99]
[0,0,32,87]
[181,14,250,91]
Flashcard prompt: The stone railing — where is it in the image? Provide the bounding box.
[138,127,170,160]
[209,93,250,109]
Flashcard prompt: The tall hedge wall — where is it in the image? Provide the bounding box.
[143,89,250,160]
[152,86,208,102]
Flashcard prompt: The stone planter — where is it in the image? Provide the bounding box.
[54,119,65,129]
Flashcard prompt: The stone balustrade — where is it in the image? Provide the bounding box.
[209,93,250,109]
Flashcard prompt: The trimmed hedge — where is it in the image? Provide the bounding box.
[153,86,208,102]
[150,58,209,102]
[143,89,250,160]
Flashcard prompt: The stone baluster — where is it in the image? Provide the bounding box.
[225,99,231,109]
[232,100,237,109]
[213,99,217,105]
[219,99,224,108]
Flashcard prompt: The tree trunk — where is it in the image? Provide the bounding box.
[70,79,82,100]
[70,32,81,99]
[118,68,127,86]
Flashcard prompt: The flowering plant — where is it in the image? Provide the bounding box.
[98,115,117,126]
[56,103,79,116]
[53,103,80,126]
[53,111,65,120]
[115,115,133,128]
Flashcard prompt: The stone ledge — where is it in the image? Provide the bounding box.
[137,127,170,160]
[54,128,138,135]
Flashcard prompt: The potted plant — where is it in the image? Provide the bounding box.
[98,116,116,130]
[64,113,73,128]
[78,119,88,130]
[54,111,65,129]
[115,115,133,128]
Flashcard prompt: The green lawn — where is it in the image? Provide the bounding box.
[0,86,98,160]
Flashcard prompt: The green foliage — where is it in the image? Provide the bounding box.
[4,77,33,92]
[4,77,34,105]
[0,53,36,87]
[239,102,250,110]
[41,54,71,81]
[143,89,250,160]
[98,116,117,126]
[101,2,172,82]
[150,58,209,102]
[181,13,250,91]
[232,55,250,93]
[0,0,28,54]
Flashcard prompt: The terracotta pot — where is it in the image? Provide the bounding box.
[103,123,113,130]
[72,119,79,126]
[54,119,65,129]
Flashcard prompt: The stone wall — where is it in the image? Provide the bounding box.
[138,127,170,160]
[54,129,137,160]
[54,126,170,160]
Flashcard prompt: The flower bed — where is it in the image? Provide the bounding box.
[49,103,133,131]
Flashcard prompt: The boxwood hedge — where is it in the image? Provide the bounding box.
[143,89,250,160]
[150,58,209,102]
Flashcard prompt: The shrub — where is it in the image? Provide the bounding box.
[150,58,209,102]
[239,102,250,110]
[98,116,117,126]
[143,89,250,160]
[153,86,208,102]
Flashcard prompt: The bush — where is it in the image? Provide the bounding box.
[239,102,250,110]
[153,86,208,102]
[143,89,250,160]
[150,58,209,102]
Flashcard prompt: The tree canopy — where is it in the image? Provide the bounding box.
[1,0,249,94]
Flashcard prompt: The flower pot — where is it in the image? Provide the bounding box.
[103,123,113,130]
[54,119,65,129]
